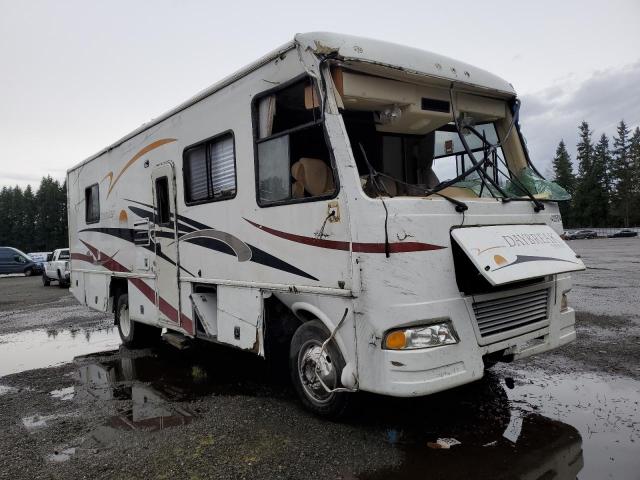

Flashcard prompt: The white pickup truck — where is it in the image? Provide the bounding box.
[42,248,71,287]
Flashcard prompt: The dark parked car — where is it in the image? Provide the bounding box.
[566,230,598,240]
[0,247,42,276]
[609,229,638,238]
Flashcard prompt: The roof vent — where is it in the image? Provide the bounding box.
[421,98,450,113]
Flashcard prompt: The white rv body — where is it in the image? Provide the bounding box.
[67,33,584,404]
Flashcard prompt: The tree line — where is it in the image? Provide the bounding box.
[552,120,640,228]
[1,121,638,252]
[0,176,68,253]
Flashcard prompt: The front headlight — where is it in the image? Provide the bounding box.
[384,322,458,350]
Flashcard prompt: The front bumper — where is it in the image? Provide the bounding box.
[356,279,576,397]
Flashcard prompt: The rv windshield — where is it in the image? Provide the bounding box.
[343,110,513,199]
[335,70,569,202]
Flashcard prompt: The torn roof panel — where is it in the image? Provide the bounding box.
[294,32,516,96]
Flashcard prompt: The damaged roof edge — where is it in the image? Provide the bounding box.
[295,32,516,96]
[70,32,516,173]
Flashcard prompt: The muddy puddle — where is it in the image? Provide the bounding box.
[62,343,639,478]
[65,343,272,446]
[358,366,639,480]
[0,327,120,377]
[503,367,639,480]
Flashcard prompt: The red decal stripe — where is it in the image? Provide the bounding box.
[245,219,350,251]
[70,253,94,263]
[77,240,193,334]
[352,242,445,253]
[245,219,445,253]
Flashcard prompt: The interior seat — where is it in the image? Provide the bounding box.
[291,158,335,198]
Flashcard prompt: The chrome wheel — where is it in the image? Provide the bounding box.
[119,302,131,339]
[298,340,337,404]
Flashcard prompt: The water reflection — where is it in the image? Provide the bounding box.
[73,345,585,478]
[0,328,120,377]
[74,344,268,434]
[349,372,584,479]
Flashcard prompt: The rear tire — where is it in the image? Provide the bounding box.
[289,320,351,419]
[116,294,160,347]
[42,274,50,286]
[57,270,68,288]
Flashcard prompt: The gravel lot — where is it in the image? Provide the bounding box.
[0,238,638,479]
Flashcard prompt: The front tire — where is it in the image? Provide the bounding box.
[24,268,33,277]
[116,294,160,347]
[289,320,351,419]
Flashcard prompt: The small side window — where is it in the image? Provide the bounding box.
[85,184,100,224]
[155,176,171,225]
[184,132,236,205]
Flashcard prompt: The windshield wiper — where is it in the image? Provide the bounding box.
[358,144,468,213]
[464,122,545,212]
[425,88,543,212]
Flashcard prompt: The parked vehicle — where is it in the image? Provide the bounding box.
[609,229,638,238]
[566,230,598,240]
[42,248,71,287]
[0,247,42,276]
[67,32,585,417]
[27,251,51,271]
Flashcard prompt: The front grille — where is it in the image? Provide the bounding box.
[472,288,549,337]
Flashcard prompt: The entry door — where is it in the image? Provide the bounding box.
[151,162,181,326]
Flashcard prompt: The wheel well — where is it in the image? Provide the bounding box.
[109,278,128,319]
[263,295,302,361]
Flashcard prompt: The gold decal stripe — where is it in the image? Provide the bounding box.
[107,138,177,197]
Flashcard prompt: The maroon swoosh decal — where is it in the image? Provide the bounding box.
[71,252,94,263]
[245,219,350,251]
[76,240,193,334]
[244,219,445,253]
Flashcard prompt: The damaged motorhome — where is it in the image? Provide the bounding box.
[67,32,585,417]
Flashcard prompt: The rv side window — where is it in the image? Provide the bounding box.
[254,77,336,206]
[184,132,236,205]
[155,176,171,225]
[85,183,100,224]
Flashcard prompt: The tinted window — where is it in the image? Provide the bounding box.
[155,176,171,225]
[85,184,100,223]
[184,133,236,204]
[58,250,70,260]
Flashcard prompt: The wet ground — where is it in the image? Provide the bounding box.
[0,238,639,479]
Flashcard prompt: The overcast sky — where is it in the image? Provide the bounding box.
[1,0,639,188]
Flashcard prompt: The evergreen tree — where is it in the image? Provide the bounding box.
[551,140,575,225]
[612,121,632,227]
[590,134,611,226]
[0,187,11,246]
[572,122,594,226]
[8,186,25,249]
[22,185,37,252]
[35,176,64,251]
[630,127,640,226]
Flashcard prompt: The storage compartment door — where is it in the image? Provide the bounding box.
[216,286,263,355]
